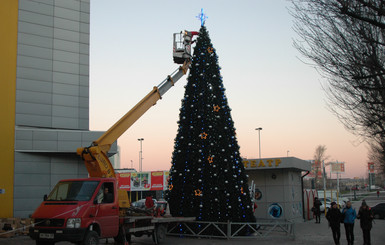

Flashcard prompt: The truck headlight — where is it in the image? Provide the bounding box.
[66,218,81,228]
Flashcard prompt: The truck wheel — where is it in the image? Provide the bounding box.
[81,231,99,245]
[153,224,167,244]
[114,227,124,243]
[114,227,131,243]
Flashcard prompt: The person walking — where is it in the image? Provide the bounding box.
[313,197,322,223]
[326,202,342,245]
[377,190,380,198]
[357,201,374,245]
[342,201,357,245]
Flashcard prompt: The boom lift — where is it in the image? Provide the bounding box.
[76,59,191,209]
[76,30,198,209]
[29,31,198,245]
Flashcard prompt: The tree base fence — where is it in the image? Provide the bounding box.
[167,219,295,240]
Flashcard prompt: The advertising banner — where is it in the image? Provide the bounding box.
[368,162,375,173]
[116,171,170,191]
[131,172,151,191]
[150,171,164,190]
[307,160,323,178]
[117,173,131,190]
[331,162,345,173]
[163,171,170,190]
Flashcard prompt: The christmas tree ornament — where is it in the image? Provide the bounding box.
[207,156,214,163]
[213,105,221,112]
[194,189,202,196]
[199,132,208,139]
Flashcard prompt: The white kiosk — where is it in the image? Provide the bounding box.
[243,157,311,222]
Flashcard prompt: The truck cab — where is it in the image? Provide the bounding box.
[29,178,120,245]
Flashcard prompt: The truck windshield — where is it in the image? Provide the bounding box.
[47,181,99,201]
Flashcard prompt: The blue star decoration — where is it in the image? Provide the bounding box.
[196,8,208,26]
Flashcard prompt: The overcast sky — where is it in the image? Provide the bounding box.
[89,0,368,178]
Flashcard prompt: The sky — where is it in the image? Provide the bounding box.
[89,0,369,178]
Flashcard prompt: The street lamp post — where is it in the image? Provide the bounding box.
[138,138,144,172]
[255,127,262,159]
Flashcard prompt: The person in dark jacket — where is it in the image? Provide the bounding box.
[313,197,322,223]
[357,201,373,245]
[326,202,342,245]
[342,201,357,245]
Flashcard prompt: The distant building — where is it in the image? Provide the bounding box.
[110,145,121,169]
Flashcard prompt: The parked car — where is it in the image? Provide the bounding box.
[320,201,330,212]
[370,185,381,190]
[371,203,385,219]
[131,198,158,208]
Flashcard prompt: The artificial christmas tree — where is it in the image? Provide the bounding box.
[167,24,255,223]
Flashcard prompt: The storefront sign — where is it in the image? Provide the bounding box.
[243,159,282,169]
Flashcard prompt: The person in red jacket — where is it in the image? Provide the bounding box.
[145,196,154,209]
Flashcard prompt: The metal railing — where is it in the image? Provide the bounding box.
[167,219,295,239]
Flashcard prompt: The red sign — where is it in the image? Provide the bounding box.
[368,162,375,173]
[307,160,323,178]
[151,171,164,190]
[117,173,131,190]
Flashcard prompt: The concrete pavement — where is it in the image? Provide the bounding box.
[1,196,384,245]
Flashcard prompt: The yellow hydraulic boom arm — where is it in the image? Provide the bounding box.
[76,60,190,180]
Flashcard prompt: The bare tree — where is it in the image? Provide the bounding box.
[313,145,329,188]
[290,0,385,174]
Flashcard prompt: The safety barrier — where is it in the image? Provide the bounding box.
[167,219,295,239]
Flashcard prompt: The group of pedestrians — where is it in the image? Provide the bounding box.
[319,200,374,245]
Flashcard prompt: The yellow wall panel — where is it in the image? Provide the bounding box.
[0,0,18,218]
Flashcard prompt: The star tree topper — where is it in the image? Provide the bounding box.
[196,8,208,26]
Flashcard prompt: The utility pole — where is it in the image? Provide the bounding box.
[322,160,327,215]
[255,127,262,159]
[138,138,144,172]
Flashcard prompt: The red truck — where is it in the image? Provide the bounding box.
[29,31,198,245]
[30,178,121,244]
[29,177,193,245]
